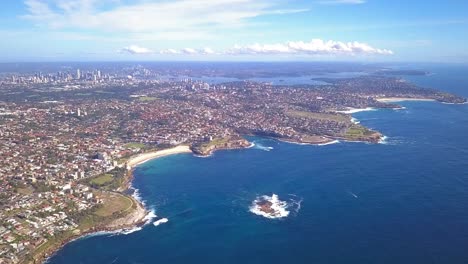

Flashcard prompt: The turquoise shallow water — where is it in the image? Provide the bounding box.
[48,65,468,264]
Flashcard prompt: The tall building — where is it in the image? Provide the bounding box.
[76,69,81,80]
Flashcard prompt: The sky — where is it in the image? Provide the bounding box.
[0,0,467,62]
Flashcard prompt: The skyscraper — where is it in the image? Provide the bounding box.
[76,69,81,80]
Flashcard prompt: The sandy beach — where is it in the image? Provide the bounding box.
[376,97,436,103]
[126,145,192,169]
[336,107,376,114]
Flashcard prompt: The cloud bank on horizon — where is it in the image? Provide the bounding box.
[19,0,393,59]
[121,40,393,56]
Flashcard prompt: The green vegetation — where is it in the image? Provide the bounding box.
[16,187,34,195]
[200,137,229,148]
[345,125,376,139]
[124,142,146,149]
[89,174,113,186]
[285,110,349,123]
[137,96,158,102]
[31,193,136,263]
[95,193,133,217]
[86,167,126,190]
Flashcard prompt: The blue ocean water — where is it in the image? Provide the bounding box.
[47,64,468,264]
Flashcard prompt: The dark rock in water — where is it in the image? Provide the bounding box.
[257,200,275,215]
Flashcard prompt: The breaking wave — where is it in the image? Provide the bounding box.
[379,135,389,144]
[317,140,340,146]
[143,209,158,224]
[351,117,360,124]
[249,194,302,219]
[252,142,274,151]
[153,218,169,226]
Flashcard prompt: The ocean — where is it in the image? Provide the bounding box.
[47,64,468,264]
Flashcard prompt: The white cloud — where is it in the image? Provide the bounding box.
[181,48,197,55]
[124,39,392,56]
[22,0,309,40]
[318,0,366,4]
[201,48,216,55]
[226,39,393,55]
[119,45,153,54]
[159,49,180,55]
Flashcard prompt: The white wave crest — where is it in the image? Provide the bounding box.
[117,208,157,235]
[153,218,169,226]
[378,135,388,144]
[351,117,360,124]
[130,185,146,206]
[249,194,290,219]
[144,209,158,224]
[317,140,340,146]
[253,143,274,151]
[120,226,142,235]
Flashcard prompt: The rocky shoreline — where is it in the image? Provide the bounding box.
[34,195,148,264]
[36,132,386,263]
[190,136,252,156]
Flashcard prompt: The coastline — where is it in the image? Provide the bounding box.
[37,146,193,264]
[40,135,386,263]
[376,97,436,103]
[336,107,377,114]
[126,145,193,170]
[37,194,148,264]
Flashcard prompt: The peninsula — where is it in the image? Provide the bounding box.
[0,64,466,263]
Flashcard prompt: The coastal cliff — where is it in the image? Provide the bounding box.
[31,193,147,264]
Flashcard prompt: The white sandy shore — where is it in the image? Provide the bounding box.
[336,107,376,114]
[126,145,192,169]
[376,97,436,103]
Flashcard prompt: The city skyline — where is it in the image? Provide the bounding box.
[0,0,467,62]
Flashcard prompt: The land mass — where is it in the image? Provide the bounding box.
[0,64,466,263]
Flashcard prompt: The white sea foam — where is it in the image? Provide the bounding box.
[351,117,360,124]
[291,198,303,213]
[317,140,340,146]
[442,102,468,105]
[378,135,388,144]
[253,143,274,151]
[130,185,146,206]
[194,154,213,158]
[249,194,290,219]
[119,226,142,235]
[80,230,121,239]
[143,209,158,225]
[153,218,169,226]
[337,107,376,114]
[115,208,158,235]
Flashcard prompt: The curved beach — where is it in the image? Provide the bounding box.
[126,145,193,169]
[38,146,193,264]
